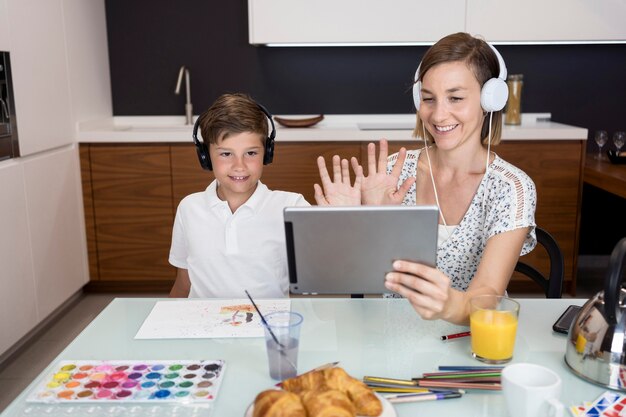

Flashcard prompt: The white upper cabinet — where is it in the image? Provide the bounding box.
[249,0,626,44]
[7,0,73,156]
[63,0,112,123]
[466,0,626,43]
[248,0,466,45]
[0,0,9,50]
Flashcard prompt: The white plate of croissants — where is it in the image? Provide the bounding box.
[245,367,396,417]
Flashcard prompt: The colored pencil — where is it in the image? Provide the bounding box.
[310,361,340,372]
[371,386,433,394]
[275,362,339,387]
[440,331,471,341]
[416,376,500,383]
[387,392,463,404]
[422,370,501,378]
[363,376,418,386]
[437,365,504,371]
[417,380,501,391]
[384,389,466,398]
[366,381,423,390]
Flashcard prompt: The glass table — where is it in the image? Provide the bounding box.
[0,297,603,416]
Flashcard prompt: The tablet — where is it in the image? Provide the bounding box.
[284,205,439,295]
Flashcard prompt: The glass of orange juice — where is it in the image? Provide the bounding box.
[470,295,520,364]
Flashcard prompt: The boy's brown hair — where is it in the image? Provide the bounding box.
[198,93,268,145]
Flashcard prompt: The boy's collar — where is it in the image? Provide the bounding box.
[204,180,268,212]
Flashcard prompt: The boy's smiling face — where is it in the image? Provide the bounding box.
[209,131,265,209]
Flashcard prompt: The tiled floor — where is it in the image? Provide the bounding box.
[0,259,609,413]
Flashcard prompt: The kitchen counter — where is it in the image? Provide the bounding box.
[77,113,588,143]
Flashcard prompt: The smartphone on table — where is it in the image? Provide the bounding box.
[552,305,582,334]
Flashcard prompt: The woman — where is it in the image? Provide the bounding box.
[314,33,537,325]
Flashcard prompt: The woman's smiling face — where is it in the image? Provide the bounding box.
[418,61,485,152]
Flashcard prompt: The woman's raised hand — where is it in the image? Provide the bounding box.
[314,155,362,206]
[356,139,416,205]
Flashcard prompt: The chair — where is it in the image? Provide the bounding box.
[514,227,564,298]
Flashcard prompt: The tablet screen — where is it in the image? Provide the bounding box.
[284,205,439,295]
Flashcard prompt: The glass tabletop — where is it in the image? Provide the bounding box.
[0,297,602,417]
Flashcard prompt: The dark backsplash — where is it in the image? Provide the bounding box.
[105,0,626,254]
[105,1,626,142]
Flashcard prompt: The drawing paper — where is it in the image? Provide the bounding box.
[135,299,291,339]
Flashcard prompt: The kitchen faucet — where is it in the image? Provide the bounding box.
[175,65,193,125]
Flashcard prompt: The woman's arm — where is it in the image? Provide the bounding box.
[169,268,191,298]
[384,227,529,325]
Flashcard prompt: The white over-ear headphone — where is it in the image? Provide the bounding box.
[413,43,508,113]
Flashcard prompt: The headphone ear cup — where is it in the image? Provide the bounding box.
[412,64,422,111]
[413,80,422,111]
[263,136,275,165]
[195,142,212,171]
[480,78,509,112]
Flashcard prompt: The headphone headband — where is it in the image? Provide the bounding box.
[192,99,276,171]
[488,43,507,81]
[413,41,509,113]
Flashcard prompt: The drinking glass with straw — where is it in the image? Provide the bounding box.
[245,290,302,380]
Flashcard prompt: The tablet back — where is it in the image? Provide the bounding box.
[284,205,439,295]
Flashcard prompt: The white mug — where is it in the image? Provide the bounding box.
[502,363,564,417]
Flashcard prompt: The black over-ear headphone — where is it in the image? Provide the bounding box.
[192,102,276,171]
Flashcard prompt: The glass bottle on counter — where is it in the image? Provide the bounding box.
[505,74,523,125]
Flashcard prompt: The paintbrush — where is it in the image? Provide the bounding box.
[245,290,283,347]
[245,290,297,374]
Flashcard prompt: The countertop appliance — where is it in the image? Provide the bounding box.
[0,51,19,161]
[565,238,626,391]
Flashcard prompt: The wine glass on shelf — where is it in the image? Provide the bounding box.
[613,131,625,156]
[594,130,608,160]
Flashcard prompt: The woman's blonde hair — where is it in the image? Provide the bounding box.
[413,32,504,146]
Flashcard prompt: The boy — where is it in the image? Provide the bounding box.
[168,93,309,298]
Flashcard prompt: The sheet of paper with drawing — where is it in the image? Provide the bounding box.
[135,299,291,339]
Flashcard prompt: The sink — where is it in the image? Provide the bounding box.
[357,122,414,131]
[114,124,193,132]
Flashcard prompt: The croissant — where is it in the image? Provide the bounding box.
[253,389,306,417]
[323,368,382,416]
[300,389,356,417]
[281,370,328,394]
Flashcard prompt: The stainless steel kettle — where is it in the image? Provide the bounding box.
[565,238,626,391]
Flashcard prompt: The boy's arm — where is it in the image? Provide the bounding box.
[169,268,191,298]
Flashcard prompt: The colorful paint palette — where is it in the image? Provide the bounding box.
[28,360,225,404]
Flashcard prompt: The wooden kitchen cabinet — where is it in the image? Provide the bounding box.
[82,144,176,291]
[80,139,583,294]
[497,141,584,294]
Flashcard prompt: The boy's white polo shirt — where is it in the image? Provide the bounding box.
[169,180,309,298]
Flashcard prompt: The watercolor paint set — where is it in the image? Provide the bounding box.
[27,360,225,404]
